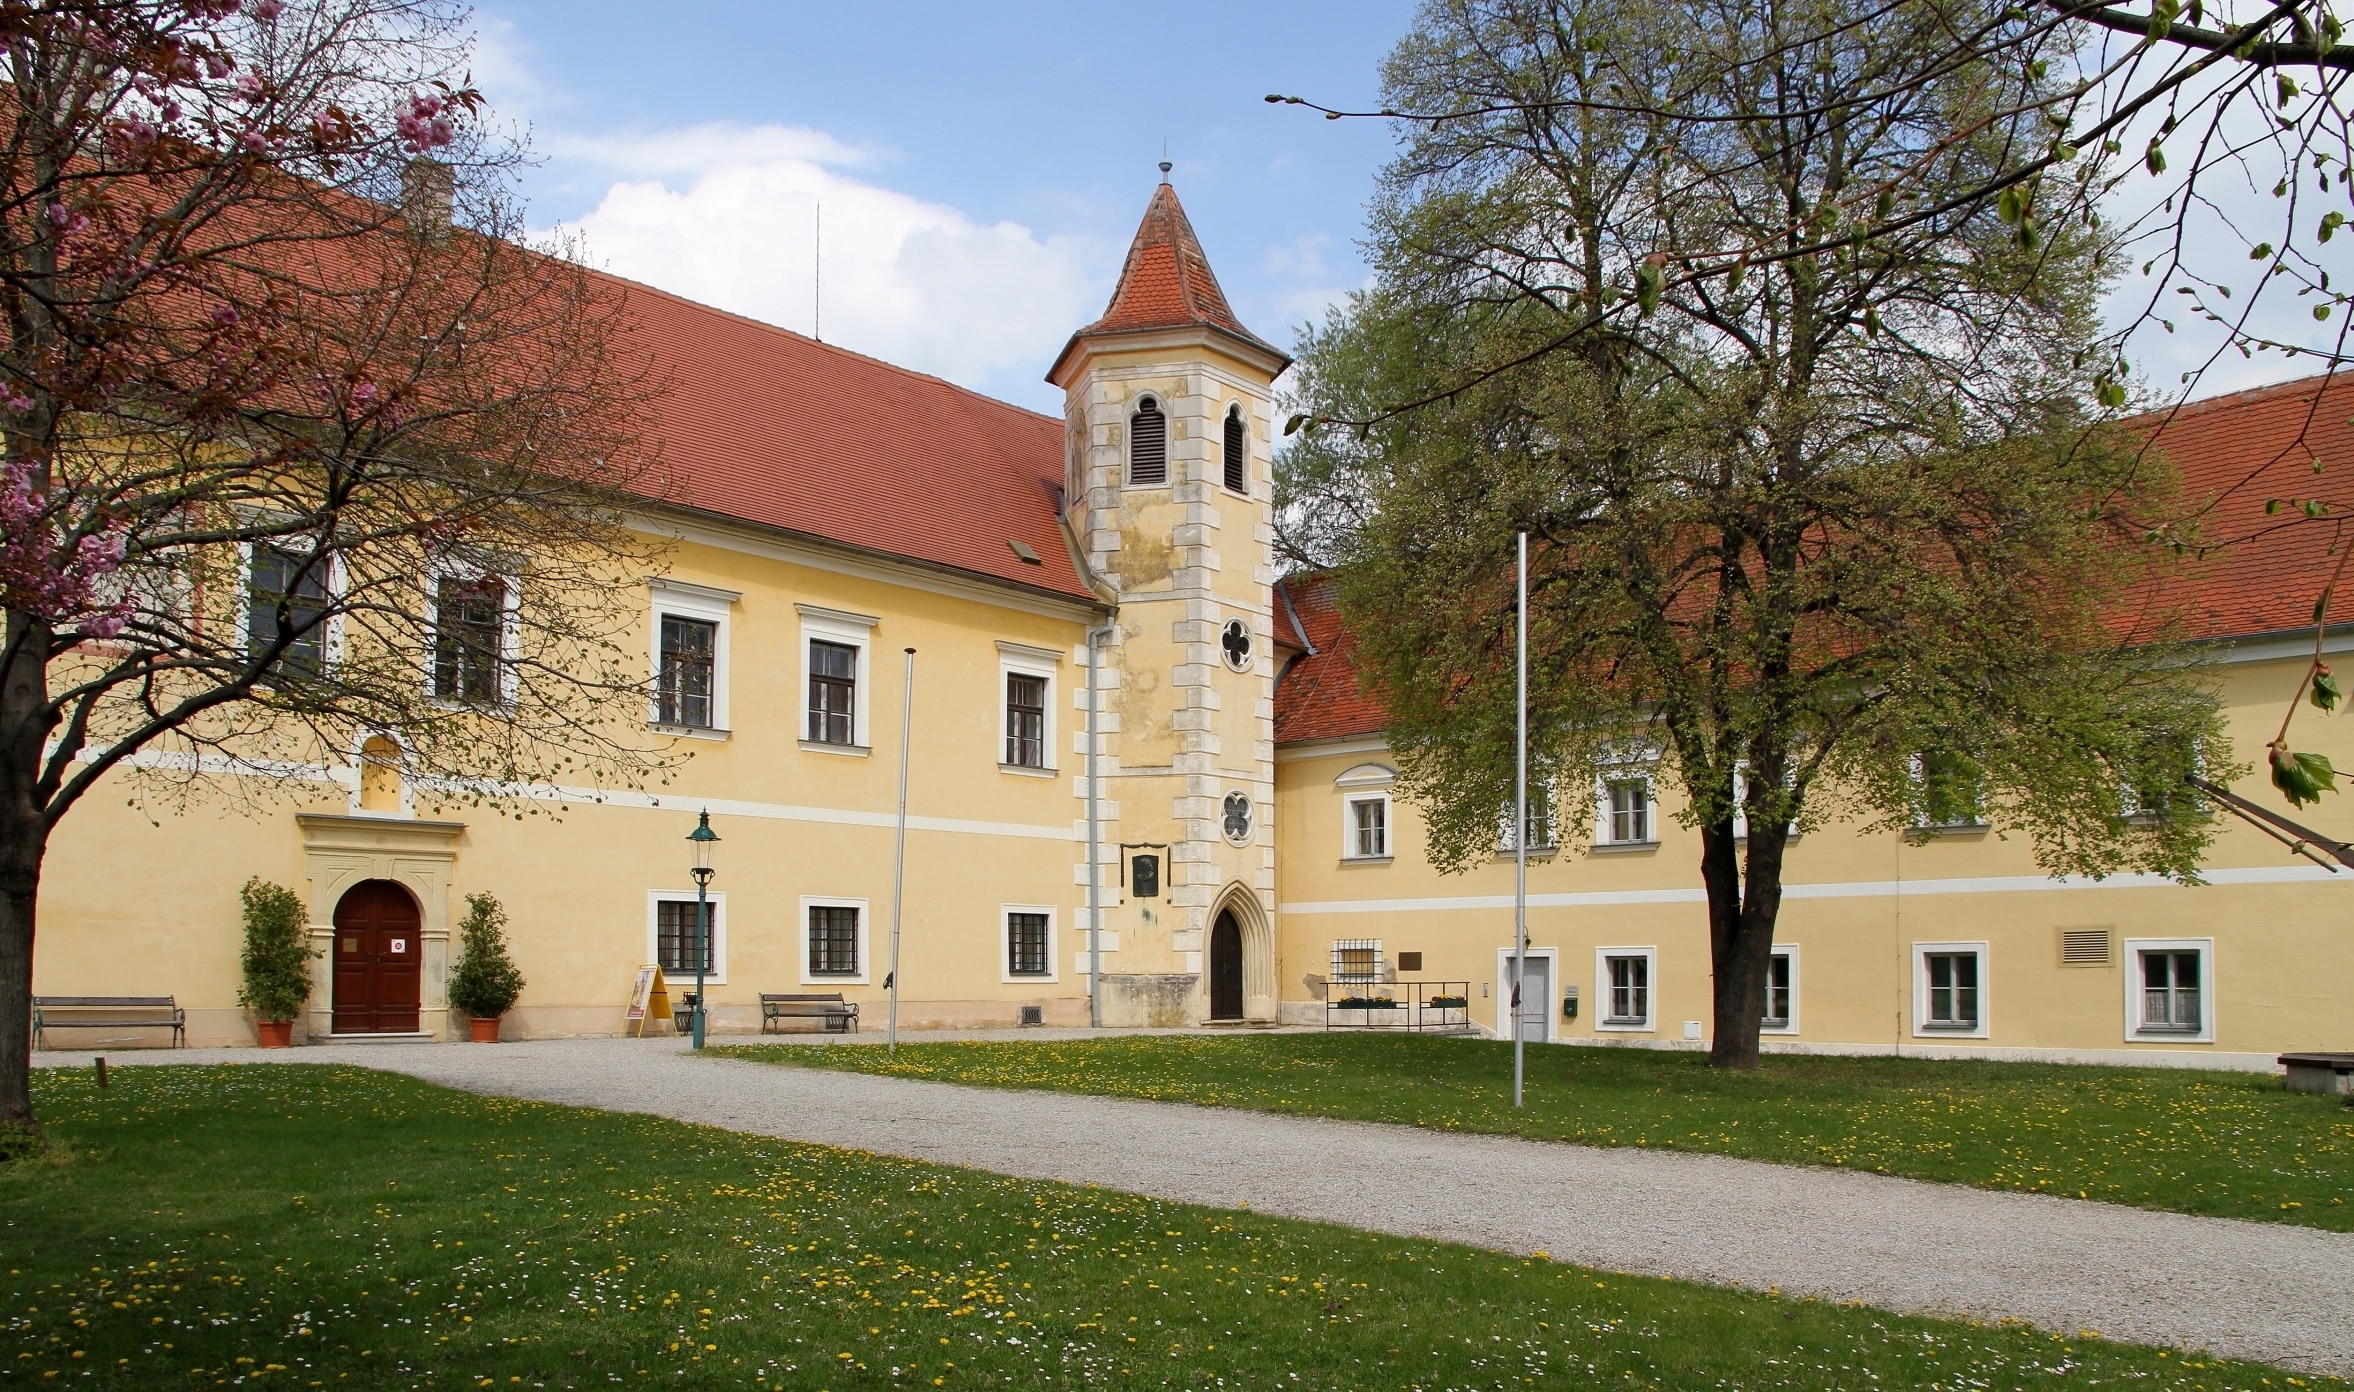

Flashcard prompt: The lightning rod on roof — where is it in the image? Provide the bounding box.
[1160,136,1171,182]
[813,201,822,342]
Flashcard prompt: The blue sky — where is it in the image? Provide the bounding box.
[472,1,1420,413]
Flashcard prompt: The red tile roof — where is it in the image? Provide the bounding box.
[611,276,1099,606]
[1270,372,2354,746]
[2129,371,2354,641]
[1273,573,1390,744]
[1047,182,1287,382]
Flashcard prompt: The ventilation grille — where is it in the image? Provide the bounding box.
[1222,409,1246,493]
[1017,1005,1044,1026]
[2060,928,2113,966]
[1129,401,1167,485]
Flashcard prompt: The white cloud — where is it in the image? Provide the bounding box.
[548,136,1095,396]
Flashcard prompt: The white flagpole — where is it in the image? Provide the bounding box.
[886,647,914,1053]
[1514,531,1529,1108]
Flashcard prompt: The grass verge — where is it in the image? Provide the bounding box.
[3,1061,2329,1390]
[721,1033,2354,1230]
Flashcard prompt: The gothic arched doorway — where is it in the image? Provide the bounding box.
[1208,909,1244,1021]
[332,879,422,1034]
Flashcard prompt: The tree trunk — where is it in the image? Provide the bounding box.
[0,609,52,1133]
[1696,818,1746,1066]
[1710,821,1790,1067]
[0,834,39,1133]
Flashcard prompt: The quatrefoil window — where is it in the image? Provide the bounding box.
[1220,618,1253,672]
[1222,790,1254,845]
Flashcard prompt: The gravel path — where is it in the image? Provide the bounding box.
[41,1035,2354,1376]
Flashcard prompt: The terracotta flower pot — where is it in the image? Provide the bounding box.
[255,1019,293,1049]
[467,1015,502,1043]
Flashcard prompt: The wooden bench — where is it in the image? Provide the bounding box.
[2280,1052,2354,1095]
[761,993,858,1034]
[32,996,185,1049]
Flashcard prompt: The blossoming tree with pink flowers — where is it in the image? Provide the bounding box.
[0,0,665,1137]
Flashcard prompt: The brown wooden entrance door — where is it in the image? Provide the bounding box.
[332,880,422,1034]
[1208,910,1243,1020]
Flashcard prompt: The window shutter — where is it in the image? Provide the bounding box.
[1129,399,1166,485]
[1222,408,1246,493]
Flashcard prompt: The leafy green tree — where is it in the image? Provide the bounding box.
[446,892,525,1020]
[1282,0,2236,1067]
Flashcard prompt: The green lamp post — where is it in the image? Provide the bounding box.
[687,809,720,1049]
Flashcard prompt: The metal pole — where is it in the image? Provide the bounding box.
[1514,530,1529,1108]
[693,877,708,1050]
[1086,624,1112,1027]
[887,647,914,1054]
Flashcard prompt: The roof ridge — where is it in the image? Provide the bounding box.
[588,265,1060,428]
[2132,369,2349,424]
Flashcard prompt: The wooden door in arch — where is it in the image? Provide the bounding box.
[1208,910,1243,1021]
[332,879,422,1034]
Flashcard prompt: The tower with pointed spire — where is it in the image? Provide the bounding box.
[1048,177,1291,1025]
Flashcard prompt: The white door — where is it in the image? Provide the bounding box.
[1506,953,1552,1042]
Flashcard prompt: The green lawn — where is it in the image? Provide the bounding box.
[721,1033,2354,1231]
[3,1065,2328,1391]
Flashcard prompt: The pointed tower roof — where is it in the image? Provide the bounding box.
[1047,181,1290,384]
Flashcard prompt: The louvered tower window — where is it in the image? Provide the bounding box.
[1129,396,1166,485]
[1222,404,1247,493]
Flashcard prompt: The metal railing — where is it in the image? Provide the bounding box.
[1325,980,1475,1034]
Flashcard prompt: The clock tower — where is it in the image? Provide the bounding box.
[1047,175,1290,1025]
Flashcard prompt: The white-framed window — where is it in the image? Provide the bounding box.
[1330,938,1384,984]
[798,604,876,751]
[1912,941,1988,1038]
[1595,946,1657,1031]
[242,539,340,678]
[2124,937,2213,1043]
[1498,782,1556,853]
[1002,904,1057,983]
[1733,760,1799,841]
[1910,750,1988,831]
[648,579,736,734]
[1761,943,1799,1034]
[426,555,518,708]
[998,641,1060,772]
[648,890,726,984]
[1596,771,1655,846]
[1128,393,1168,486]
[801,896,869,984]
[1343,793,1391,860]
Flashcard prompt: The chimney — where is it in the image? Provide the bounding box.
[400,158,453,243]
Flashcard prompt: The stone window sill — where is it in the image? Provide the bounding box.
[801,740,870,757]
[652,723,730,742]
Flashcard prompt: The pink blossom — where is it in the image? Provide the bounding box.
[246,0,284,18]
[233,73,263,102]
[396,94,456,154]
[5,395,31,415]
[0,465,133,636]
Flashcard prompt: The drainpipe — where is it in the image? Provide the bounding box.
[1085,622,1116,1027]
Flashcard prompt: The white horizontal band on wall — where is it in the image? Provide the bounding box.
[1277,863,2347,916]
[79,744,1073,844]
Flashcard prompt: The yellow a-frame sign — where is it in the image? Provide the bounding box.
[625,965,675,1038]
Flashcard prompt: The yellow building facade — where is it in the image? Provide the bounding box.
[25,187,2354,1067]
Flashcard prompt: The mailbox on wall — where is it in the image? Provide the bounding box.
[1563,985,1580,1019]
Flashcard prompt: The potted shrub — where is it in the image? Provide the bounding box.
[237,878,316,1048]
[446,892,525,1042]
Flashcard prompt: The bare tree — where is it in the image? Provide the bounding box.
[0,0,667,1139]
[1281,0,2232,1067]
